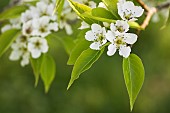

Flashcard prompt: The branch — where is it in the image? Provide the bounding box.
[156,2,170,11]
[136,0,150,12]
[136,0,170,29]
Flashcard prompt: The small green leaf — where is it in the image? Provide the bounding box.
[0,5,28,20]
[123,54,145,111]
[102,0,119,19]
[81,12,115,23]
[67,39,91,65]
[67,0,95,24]
[67,48,105,89]
[92,7,115,19]
[40,54,56,93]
[0,29,20,57]
[128,21,143,30]
[30,55,44,87]
[53,0,65,22]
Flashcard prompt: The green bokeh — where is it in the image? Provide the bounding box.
[0,0,170,113]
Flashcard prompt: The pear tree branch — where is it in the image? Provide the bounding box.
[136,0,170,29]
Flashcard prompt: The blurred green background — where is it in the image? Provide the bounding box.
[0,0,170,113]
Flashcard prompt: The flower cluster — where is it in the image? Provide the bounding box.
[1,0,59,66]
[85,0,144,58]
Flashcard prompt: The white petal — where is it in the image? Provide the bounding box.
[124,33,138,44]
[85,30,96,41]
[48,22,59,31]
[106,31,116,43]
[31,49,41,59]
[89,1,97,8]
[134,6,144,17]
[90,42,101,50]
[91,24,102,34]
[119,46,131,58]
[110,23,116,32]
[65,23,73,35]
[79,21,90,29]
[98,2,107,9]
[1,24,12,33]
[107,44,117,56]
[116,20,129,33]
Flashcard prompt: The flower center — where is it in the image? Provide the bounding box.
[116,26,124,32]
[115,36,125,47]
[34,41,42,49]
[96,33,105,44]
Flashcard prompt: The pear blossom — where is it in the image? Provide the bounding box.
[117,0,144,21]
[85,24,107,50]
[36,1,57,21]
[28,37,49,59]
[1,18,21,33]
[106,30,137,58]
[22,20,35,36]
[110,20,129,34]
[59,2,77,35]
[9,36,30,67]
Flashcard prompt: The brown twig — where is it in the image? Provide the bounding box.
[136,0,150,12]
[136,0,170,30]
[141,7,157,29]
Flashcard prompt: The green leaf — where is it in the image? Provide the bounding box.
[47,33,75,55]
[30,55,44,87]
[54,0,65,22]
[128,21,143,30]
[67,0,96,24]
[67,39,91,65]
[123,54,145,111]
[102,0,119,19]
[81,12,115,23]
[40,54,56,93]
[0,29,20,57]
[0,5,28,20]
[92,7,115,19]
[67,48,105,89]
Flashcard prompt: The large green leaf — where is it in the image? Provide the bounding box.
[102,0,119,19]
[0,5,28,20]
[0,29,20,57]
[123,54,145,111]
[81,13,142,29]
[67,48,105,89]
[30,55,44,87]
[67,39,91,65]
[47,33,75,55]
[40,54,56,93]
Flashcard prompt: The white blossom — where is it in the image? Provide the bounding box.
[59,5,77,35]
[85,24,107,50]
[9,36,30,67]
[106,30,137,58]
[36,1,57,21]
[28,37,49,59]
[118,0,144,21]
[22,20,35,36]
[110,20,129,35]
